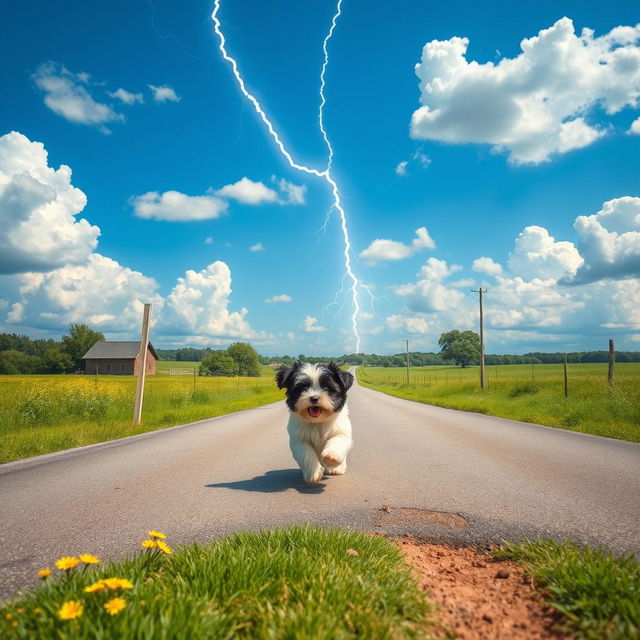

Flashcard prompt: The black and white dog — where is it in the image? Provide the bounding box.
[276,361,354,484]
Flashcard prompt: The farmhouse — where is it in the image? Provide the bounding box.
[82,341,158,376]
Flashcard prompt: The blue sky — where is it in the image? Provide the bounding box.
[1,0,639,355]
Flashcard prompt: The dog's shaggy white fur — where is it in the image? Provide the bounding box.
[276,362,353,484]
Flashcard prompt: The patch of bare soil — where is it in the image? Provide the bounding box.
[397,538,572,640]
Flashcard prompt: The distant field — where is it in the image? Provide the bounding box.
[155,360,200,374]
[156,361,276,376]
[0,366,281,463]
[358,362,640,442]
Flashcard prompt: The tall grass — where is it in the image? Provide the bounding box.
[358,363,640,442]
[0,369,281,463]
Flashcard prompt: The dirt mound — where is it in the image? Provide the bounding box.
[397,538,572,639]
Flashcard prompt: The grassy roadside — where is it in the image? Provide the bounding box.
[0,526,435,639]
[357,363,640,442]
[0,367,281,463]
[495,539,640,639]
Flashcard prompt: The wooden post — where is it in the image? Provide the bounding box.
[608,339,615,387]
[404,339,410,385]
[563,353,568,398]
[133,303,152,425]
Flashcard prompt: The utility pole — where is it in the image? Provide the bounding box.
[133,303,152,425]
[404,339,410,384]
[471,288,487,390]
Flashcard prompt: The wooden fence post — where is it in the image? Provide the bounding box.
[608,339,615,387]
[563,353,568,398]
[133,303,151,425]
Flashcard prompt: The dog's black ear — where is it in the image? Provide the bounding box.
[328,362,354,391]
[276,364,296,389]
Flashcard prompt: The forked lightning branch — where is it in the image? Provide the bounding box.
[211,0,363,353]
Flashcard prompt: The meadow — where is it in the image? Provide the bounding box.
[0,364,281,464]
[358,362,640,442]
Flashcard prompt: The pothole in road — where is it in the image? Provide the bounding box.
[374,506,468,529]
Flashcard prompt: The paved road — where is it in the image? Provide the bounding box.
[2,375,639,598]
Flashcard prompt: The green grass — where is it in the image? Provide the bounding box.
[358,363,640,442]
[0,366,282,463]
[0,526,435,640]
[496,539,640,639]
[155,360,201,374]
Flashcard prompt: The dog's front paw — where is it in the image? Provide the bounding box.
[303,464,324,485]
[321,449,344,468]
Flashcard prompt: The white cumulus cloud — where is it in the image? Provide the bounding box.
[148,84,181,103]
[6,253,163,332]
[216,177,278,205]
[386,314,430,334]
[160,261,263,340]
[265,294,292,303]
[131,191,228,221]
[395,161,409,176]
[630,117,640,134]
[32,62,124,133]
[303,316,326,333]
[472,256,503,276]
[0,131,100,274]
[411,18,640,164]
[570,196,640,283]
[109,88,144,105]
[249,243,265,252]
[508,226,583,281]
[394,257,464,313]
[359,227,435,265]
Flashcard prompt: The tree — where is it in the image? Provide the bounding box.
[42,347,74,373]
[228,342,261,377]
[61,324,105,370]
[0,350,42,374]
[438,330,480,367]
[199,351,237,376]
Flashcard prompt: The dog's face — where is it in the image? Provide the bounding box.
[276,361,353,423]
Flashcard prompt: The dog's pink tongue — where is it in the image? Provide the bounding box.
[308,406,322,418]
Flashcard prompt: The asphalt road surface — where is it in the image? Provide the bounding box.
[2,374,639,599]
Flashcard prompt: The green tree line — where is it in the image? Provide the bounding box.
[0,325,104,374]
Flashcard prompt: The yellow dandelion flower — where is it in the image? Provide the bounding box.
[33,608,42,615]
[5,613,12,620]
[16,608,25,615]
[147,530,166,540]
[84,580,106,593]
[156,541,173,555]
[58,600,83,620]
[37,568,52,579]
[79,554,100,565]
[115,578,134,590]
[141,539,157,549]
[11,621,18,628]
[55,556,80,571]
[103,597,126,616]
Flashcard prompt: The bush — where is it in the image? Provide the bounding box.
[199,351,237,376]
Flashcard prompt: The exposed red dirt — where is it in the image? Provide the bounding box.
[396,537,572,639]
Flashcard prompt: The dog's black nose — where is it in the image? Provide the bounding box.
[309,396,320,404]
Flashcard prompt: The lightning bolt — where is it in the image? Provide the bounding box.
[212,0,362,353]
